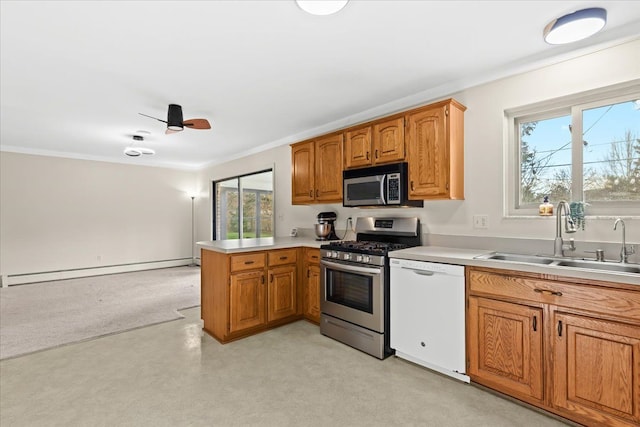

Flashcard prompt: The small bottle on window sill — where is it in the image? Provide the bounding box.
[539,196,553,216]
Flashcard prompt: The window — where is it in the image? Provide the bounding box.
[507,82,640,216]
[213,169,274,240]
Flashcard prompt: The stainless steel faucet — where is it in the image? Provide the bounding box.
[554,200,577,257]
[613,218,636,263]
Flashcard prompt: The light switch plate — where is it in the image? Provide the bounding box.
[290,228,298,237]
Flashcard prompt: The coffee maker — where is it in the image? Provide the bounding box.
[315,211,340,241]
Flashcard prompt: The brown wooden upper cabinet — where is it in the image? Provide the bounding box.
[406,99,466,200]
[291,97,466,203]
[344,117,405,169]
[291,133,343,205]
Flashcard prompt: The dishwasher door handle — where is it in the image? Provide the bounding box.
[402,267,435,276]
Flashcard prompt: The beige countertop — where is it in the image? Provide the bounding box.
[197,239,638,286]
[389,246,640,286]
[197,237,323,253]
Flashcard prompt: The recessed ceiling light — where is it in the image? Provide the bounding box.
[543,8,607,45]
[296,0,348,16]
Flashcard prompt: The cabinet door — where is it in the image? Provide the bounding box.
[406,105,449,198]
[291,141,315,204]
[373,117,405,164]
[315,134,343,202]
[468,296,544,402]
[345,127,372,169]
[268,265,297,322]
[229,270,266,334]
[304,264,321,323]
[552,312,640,426]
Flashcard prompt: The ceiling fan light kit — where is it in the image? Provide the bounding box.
[139,104,211,134]
[167,104,184,131]
[543,7,607,44]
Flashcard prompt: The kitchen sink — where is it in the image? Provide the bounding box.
[482,253,555,265]
[476,252,640,275]
[554,260,640,274]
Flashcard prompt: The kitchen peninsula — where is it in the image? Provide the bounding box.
[198,237,323,343]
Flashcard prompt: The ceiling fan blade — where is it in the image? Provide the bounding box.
[165,128,182,135]
[183,118,211,130]
[138,112,168,123]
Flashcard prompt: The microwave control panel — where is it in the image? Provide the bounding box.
[387,172,401,204]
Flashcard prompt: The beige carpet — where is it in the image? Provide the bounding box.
[0,266,200,360]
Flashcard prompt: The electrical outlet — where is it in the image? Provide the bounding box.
[473,215,489,229]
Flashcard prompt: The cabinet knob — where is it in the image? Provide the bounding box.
[366,152,369,160]
[309,190,313,197]
[375,149,378,159]
[420,342,426,347]
[410,181,415,191]
[315,189,319,198]
[270,274,274,283]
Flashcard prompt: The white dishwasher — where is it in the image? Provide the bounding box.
[389,258,469,383]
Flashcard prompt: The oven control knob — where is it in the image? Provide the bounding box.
[343,253,351,260]
[330,251,337,258]
[356,255,363,262]
[363,255,371,263]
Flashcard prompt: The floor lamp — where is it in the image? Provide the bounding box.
[190,196,197,267]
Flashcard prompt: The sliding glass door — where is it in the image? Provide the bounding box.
[214,169,273,240]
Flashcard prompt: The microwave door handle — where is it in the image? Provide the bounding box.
[380,175,386,205]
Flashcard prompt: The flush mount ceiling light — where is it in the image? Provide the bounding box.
[124,133,155,157]
[296,0,348,16]
[543,7,607,45]
[124,147,155,157]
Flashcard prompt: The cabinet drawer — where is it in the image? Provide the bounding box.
[468,268,640,322]
[268,249,298,266]
[230,252,266,272]
[305,248,320,264]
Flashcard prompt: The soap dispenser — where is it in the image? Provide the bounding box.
[539,196,553,216]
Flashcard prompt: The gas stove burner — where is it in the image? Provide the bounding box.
[321,240,410,256]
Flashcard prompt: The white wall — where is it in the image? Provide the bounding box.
[198,39,640,248]
[0,152,198,280]
[3,40,638,283]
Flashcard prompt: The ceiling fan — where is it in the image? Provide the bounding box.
[139,104,211,134]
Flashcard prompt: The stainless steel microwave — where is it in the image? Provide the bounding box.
[343,162,423,208]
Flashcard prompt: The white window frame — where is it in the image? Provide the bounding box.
[505,80,640,218]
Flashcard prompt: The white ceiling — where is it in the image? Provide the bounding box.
[2,1,640,170]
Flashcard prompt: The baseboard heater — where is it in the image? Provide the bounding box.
[1,257,201,287]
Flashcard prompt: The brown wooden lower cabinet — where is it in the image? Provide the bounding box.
[468,296,543,403]
[268,265,297,322]
[201,247,304,343]
[552,312,640,426]
[467,266,640,427]
[229,269,265,333]
[303,248,321,324]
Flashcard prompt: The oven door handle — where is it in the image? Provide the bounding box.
[321,260,383,275]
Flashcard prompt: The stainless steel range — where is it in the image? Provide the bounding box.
[320,217,421,359]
